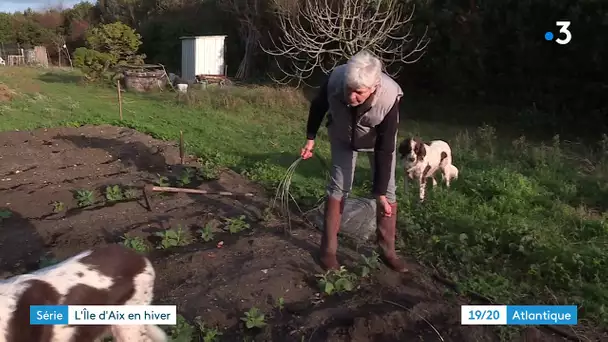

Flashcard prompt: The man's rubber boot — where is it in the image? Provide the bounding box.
[376,202,409,273]
[319,196,343,271]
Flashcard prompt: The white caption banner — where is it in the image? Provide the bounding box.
[68,305,177,325]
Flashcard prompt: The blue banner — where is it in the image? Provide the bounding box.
[30,305,69,325]
[506,305,577,325]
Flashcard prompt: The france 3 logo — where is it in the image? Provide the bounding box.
[544,21,572,45]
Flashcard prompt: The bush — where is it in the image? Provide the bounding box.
[72,21,145,80]
[85,21,145,65]
[72,47,113,81]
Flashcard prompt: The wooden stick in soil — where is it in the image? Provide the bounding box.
[179,130,184,164]
[117,80,123,120]
[142,185,254,212]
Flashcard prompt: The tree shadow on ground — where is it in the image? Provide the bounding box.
[0,208,53,276]
[37,72,83,85]
[180,167,274,223]
[54,133,169,174]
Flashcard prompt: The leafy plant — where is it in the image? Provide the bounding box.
[196,158,221,181]
[73,47,113,81]
[198,222,215,242]
[0,209,12,221]
[177,167,195,187]
[359,251,381,278]
[155,225,190,249]
[123,187,140,200]
[225,215,250,234]
[240,307,266,329]
[74,189,95,207]
[120,234,149,253]
[316,266,358,295]
[194,316,223,342]
[105,185,124,202]
[276,297,285,312]
[51,201,64,213]
[156,174,170,187]
[166,314,195,342]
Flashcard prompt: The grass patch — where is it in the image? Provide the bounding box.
[1,67,607,328]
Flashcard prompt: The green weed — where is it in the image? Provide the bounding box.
[74,189,95,207]
[225,215,250,234]
[316,266,358,295]
[198,222,215,242]
[241,307,266,329]
[359,251,381,278]
[51,201,64,213]
[196,156,221,181]
[120,234,150,253]
[166,314,195,342]
[156,174,170,187]
[177,167,195,187]
[155,225,190,249]
[123,187,140,200]
[275,297,285,312]
[105,185,124,202]
[194,317,223,342]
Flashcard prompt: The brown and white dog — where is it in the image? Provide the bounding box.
[0,244,167,342]
[398,137,459,202]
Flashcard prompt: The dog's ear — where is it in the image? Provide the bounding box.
[414,138,426,161]
[397,139,410,157]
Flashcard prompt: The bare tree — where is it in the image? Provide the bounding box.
[52,35,73,68]
[219,0,263,79]
[262,0,431,86]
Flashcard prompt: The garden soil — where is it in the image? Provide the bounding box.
[0,125,573,341]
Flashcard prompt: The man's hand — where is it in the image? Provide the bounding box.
[376,195,392,216]
[300,139,315,160]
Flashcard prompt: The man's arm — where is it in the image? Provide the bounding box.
[372,98,400,197]
[306,78,330,140]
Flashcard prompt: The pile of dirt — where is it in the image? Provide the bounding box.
[0,125,577,341]
[0,83,15,101]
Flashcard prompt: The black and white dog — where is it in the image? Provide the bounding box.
[398,137,459,202]
[0,244,167,342]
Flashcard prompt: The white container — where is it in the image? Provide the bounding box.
[176,83,188,93]
[179,35,226,83]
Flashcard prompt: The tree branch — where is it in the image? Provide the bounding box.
[261,0,431,86]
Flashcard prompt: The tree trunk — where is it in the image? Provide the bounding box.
[235,25,259,80]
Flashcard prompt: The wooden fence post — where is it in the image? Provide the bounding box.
[117,80,123,120]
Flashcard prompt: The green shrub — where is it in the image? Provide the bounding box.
[73,21,145,80]
[85,21,145,66]
[73,47,113,81]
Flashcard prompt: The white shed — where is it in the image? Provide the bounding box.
[179,35,227,82]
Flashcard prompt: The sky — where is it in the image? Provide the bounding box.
[0,0,83,13]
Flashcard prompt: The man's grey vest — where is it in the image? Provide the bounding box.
[326,64,403,152]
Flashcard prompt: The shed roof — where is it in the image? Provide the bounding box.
[179,35,227,40]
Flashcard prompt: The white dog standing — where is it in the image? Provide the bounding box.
[398,137,459,202]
